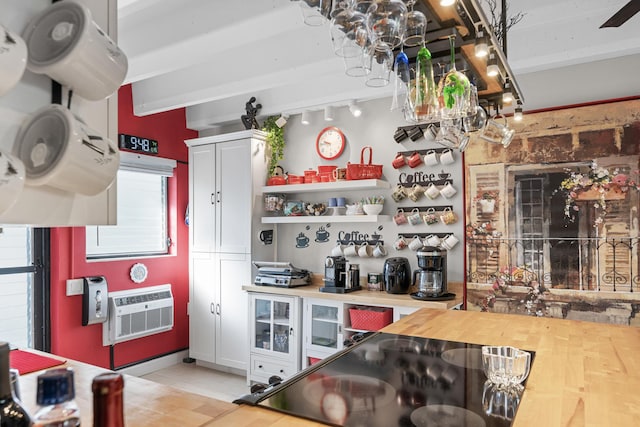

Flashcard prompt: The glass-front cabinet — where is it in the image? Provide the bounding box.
[249,293,301,384]
[303,298,345,368]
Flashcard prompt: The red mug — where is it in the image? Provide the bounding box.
[408,152,423,168]
[392,154,406,169]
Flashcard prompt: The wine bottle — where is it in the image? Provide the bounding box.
[91,373,124,427]
[0,342,33,427]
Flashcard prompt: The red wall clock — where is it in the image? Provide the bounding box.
[316,126,346,160]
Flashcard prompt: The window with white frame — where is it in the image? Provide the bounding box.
[86,153,176,259]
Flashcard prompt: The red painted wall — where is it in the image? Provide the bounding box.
[49,85,197,368]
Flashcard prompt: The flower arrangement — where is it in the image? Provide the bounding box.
[557,161,639,227]
[466,221,499,238]
[473,190,499,203]
[481,264,548,316]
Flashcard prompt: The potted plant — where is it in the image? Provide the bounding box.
[474,191,499,214]
[262,116,286,178]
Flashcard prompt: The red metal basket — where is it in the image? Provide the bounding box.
[349,307,392,331]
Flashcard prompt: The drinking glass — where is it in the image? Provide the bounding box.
[437,36,472,119]
[403,1,427,47]
[482,346,531,390]
[300,0,330,26]
[413,46,439,122]
[480,114,516,147]
[391,51,410,111]
[365,0,408,49]
[364,42,393,87]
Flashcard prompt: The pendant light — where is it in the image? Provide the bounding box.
[486,53,500,77]
[474,26,489,58]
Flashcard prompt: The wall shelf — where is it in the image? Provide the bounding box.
[262,215,389,224]
[261,179,390,194]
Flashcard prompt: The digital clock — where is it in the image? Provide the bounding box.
[119,133,159,154]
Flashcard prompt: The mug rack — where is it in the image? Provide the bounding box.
[396,148,453,156]
[397,205,453,213]
[336,238,384,246]
[398,232,454,239]
[396,178,453,187]
[394,124,440,143]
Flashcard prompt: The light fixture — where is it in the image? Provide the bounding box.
[474,27,489,58]
[324,105,335,121]
[440,0,456,6]
[502,79,514,104]
[486,53,499,77]
[349,101,362,117]
[514,102,523,122]
[275,114,289,128]
[301,110,311,125]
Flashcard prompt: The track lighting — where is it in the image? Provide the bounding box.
[514,102,523,122]
[349,101,362,118]
[503,80,513,104]
[275,114,289,128]
[301,110,311,125]
[324,105,335,121]
[474,27,488,58]
[487,53,499,77]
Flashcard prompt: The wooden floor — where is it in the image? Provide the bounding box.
[141,362,250,403]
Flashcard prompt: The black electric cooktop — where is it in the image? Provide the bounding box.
[236,332,535,427]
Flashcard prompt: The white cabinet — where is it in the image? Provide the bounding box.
[186,130,271,372]
[302,298,345,367]
[189,251,251,370]
[248,293,301,384]
[189,137,256,254]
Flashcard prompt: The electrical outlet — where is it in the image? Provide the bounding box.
[66,279,84,296]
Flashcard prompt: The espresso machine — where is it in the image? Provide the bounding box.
[321,256,359,293]
[410,246,454,300]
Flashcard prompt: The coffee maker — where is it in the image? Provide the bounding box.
[410,246,453,300]
[321,256,352,293]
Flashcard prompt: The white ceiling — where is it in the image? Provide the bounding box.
[118,0,640,131]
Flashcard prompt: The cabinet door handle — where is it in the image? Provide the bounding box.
[216,304,221,315]
[210,303,215,314]
[210,193,215,204]
[216,191,221,203]
[279,369,284,373]
[289,327,294,336]
[258,365,263,369]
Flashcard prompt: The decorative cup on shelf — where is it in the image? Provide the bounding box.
[358,242,373,257]
[425,183,440,199]
[393,236,408,250]
[408,183,425,202]
[440,148,455,165]
[408,235,423,251]
[373,243,387,258]
[333,167,347,181]
[392,153,406,169]
[394,209,408,225]
[440,207,458,225]
[408,208,422,225]
[331,243,343,257]
[392,185,408,202]
[440,182,457,199]
[363,204,383,215]
[440,234,459,250]
[425,234,441,247]
[408,151,423,168]
[422,208,439,225]
[343,242,359,257]
[424,150,439,166]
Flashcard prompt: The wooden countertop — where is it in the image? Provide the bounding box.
[242,282,464,310]
[19,309,640,426]
[208,309,640,426]
[17,353,237,426]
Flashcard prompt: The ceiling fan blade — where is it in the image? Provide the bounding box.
[600,0,640,28]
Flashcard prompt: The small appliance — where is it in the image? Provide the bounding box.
[411,246,455,300]
[321,256,355,293]
[252,261,311,288]
[383,257,411,294]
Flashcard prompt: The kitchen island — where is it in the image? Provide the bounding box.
[18,308,640,426]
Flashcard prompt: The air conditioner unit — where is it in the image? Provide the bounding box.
[102,284,173,346]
